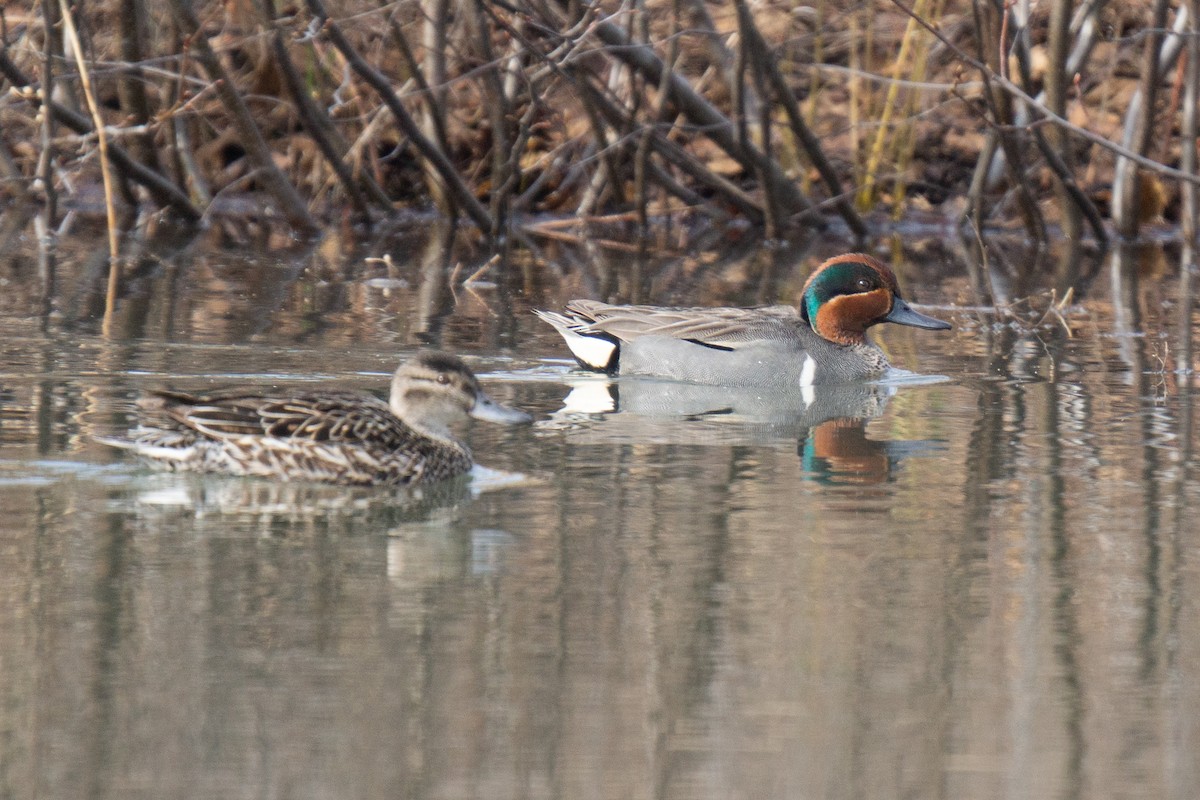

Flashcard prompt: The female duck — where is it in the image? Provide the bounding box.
[536,253,951,387]
[99,352,531,486]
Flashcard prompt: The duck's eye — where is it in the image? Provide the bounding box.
[435,373,451,385]
[855,278,872,291]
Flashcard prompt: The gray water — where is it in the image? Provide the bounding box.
[1,224,1198,799]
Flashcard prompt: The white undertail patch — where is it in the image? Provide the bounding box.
[535,310,617,371]
[562,332,616,371]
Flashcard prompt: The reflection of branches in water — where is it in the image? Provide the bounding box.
[987,288,1076,337]
[953,282,1196,791]
[958,232,1112,339]
[113,472,475,531]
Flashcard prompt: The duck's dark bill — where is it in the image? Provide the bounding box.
[885,298,952,330]
[470,394,533,424]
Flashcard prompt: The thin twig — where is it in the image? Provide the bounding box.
[257,0,388,218]
[37,0,59,224]
[166,0,319,232]
[892,0,1200,188]
[306,0,495,235]
[734,0,867,237]
[565,0,823,225]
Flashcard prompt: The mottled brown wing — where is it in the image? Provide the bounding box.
[565,300,801,348]
[153,389,420,449]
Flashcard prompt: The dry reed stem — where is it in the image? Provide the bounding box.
[1044,0,1076,240]
[847,12,863,194]
[968,0,1047,242]
[418,0,453,217]
[37,0,59,223]
[888,0,944,219]
[117,0,159,176]
[634,0,681,246]
[528,224,675,255]
[59,0,122,336]
[1005,0,1107,244]
[1185,3,1200,247]
[469,0,514,237]
[857,0,928,212]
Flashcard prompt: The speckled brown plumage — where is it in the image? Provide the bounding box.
[99,353,531,486]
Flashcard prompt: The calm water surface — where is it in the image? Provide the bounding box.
[0,225,1198,799]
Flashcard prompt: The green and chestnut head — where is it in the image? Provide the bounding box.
[800,253,951,345]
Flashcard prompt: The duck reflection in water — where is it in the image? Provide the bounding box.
[543,374,944,484]
[798,415,941,485]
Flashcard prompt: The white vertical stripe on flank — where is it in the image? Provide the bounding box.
[799,355,817,387]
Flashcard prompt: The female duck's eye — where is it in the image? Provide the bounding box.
[435,373,451,385]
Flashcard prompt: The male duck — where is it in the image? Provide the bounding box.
[99,352,531,486]
[536,253,951,387]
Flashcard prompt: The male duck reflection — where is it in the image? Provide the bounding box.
[537,253,951,386]
[99,352,531,486]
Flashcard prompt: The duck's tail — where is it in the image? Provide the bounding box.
[533,309,619,373]
[93,432,198,464]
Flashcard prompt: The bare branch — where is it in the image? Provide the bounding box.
[892,0,1200,188]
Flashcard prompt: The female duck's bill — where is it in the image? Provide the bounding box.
[471,392,534,424]
[99,352,531,486]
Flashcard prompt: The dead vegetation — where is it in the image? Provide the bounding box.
[0,0,1196,248]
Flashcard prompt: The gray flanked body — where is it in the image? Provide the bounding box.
[98,352,531,486]
[535,252,951,388]
[536,301,890,389]
[611,309,890,388]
